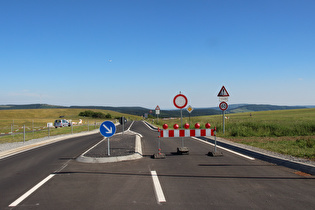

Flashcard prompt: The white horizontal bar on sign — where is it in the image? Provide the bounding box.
[185,130,190,137]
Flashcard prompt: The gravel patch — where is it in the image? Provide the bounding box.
[0,136,55,152]
[84,133,135,157]
[0,130,99,153]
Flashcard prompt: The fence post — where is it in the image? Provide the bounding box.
[23,125,25,143]
[48,125,50,137]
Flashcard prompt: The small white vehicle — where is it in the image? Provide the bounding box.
[54,119,71,128]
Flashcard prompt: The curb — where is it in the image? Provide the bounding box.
[202,136,315,175]
[142,120,159,131]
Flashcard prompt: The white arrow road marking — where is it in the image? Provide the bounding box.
[103,124,113,134]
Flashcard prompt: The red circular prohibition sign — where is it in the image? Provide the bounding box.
[173,94,188,109]
[219,102,228,111]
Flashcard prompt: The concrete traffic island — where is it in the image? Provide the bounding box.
[76,131,143,163]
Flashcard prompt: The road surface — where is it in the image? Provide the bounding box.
[1,121,314,209]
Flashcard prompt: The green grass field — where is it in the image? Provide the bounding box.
[152,108,315,161]
[0,108,141,143]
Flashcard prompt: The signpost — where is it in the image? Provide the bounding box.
[173,93,188,128]
[187,105,193,125]
[155,105,160,123]
[100,121,116,156]
[217,86,229,134]
[173,92,189,154]
[119,117,127,134]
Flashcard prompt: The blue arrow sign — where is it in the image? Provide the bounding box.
[100,121,116,137]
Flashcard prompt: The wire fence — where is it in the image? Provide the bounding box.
[0,120,103,143]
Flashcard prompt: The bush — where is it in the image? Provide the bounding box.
[79,110,111,119]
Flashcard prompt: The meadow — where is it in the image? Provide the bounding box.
[152,108,315,160]
[0,108,141,143]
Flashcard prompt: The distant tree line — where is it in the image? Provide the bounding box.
[79,110,112,119]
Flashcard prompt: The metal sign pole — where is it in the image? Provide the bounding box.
[214,127,217,152]
[23,125,25,143]
[158,136,161,153]
[181,108,184,147]
[107,137,110,156]
[122,117,125,135]
[223,110,225,134]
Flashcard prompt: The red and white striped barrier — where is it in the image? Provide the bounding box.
[159,129,214,138]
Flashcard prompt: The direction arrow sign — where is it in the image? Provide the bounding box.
[100,121,116,137]
[217,86,229,97]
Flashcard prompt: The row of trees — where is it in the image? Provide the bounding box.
[79,110,112,119]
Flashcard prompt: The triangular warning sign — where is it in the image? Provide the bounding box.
[217,86,229,97]
[155,105,160,110]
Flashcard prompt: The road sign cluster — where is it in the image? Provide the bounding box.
[155,105,160,115]
[217,86,230,134]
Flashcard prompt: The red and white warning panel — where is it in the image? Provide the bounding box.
[159,129,214,137]
[159,123,214,138]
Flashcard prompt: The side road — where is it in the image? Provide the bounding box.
[0,129,100,160]
[0,121,143,163]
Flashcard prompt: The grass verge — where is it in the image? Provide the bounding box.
[151,108,315,161]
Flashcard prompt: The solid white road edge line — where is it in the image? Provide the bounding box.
[192,137,255,160]
[142,121,157,131]
[151,170,166,203]
[9,174,55,207]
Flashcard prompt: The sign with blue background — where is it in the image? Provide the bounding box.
[100,121,116,137]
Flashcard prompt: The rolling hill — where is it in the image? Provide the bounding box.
[0,104,309,118]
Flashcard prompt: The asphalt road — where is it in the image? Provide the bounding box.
[1,121,315,210]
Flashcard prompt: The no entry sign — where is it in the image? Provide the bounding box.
[173,94,188,109]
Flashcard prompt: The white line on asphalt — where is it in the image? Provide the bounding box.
[81,138,105,156]
[127,121,134,131]
[142,121,157,131]
[9,174,55,207]
[192,137,255,160]
[151,170,166,203]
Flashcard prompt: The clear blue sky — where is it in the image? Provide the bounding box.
[1,0,314,109]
